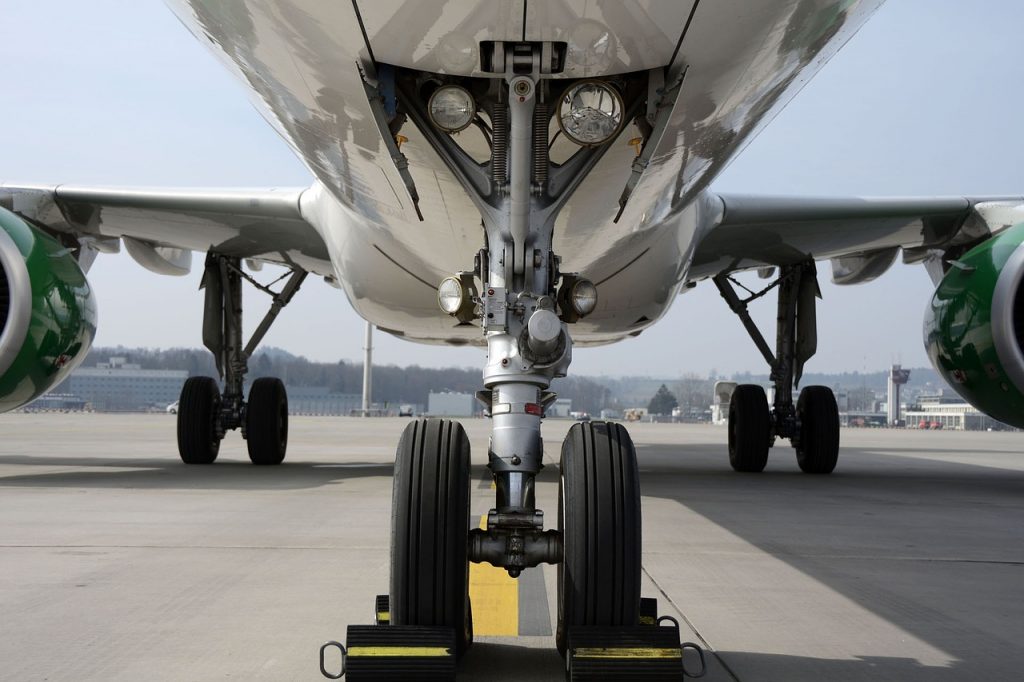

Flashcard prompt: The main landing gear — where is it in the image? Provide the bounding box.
[715,261,840,474]
[176,253,306,465]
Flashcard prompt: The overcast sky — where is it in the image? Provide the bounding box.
[1,1,1022,378]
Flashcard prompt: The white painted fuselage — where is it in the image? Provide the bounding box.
[166,0,882,346]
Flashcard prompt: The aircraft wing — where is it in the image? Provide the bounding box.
[0,184,332,277]
[689,194,1024,285]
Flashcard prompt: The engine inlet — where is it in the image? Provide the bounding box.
[0,260,8,334]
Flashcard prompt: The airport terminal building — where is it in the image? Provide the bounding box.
[905,392,1009,431]
[67,357,187,411]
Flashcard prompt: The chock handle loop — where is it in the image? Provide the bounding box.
[319,640,346,679]
[680,642,707,679]
[657,615,707,679]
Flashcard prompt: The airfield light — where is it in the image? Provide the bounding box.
[558,81,624,146]
[428,85,476,133]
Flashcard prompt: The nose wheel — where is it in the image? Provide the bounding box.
[389,418,473,655]
[557,421,643,654]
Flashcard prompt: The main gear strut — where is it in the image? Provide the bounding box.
[713,261,840,473]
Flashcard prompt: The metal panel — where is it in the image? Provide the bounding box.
[356,0,525,76]
[525,0,696,77]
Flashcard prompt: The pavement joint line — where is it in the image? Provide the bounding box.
[0,544,378,550]
[648,549,1024,565]
[641,565,742,682]
[642,550,1024,565]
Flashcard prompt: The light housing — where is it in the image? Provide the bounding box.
[557,274,598,323]
[428,85,476,133]
[569,278,598,317]
[557,80,624,146]
[437,273,478,324]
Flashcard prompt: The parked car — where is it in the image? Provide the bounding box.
[166,401,179,414]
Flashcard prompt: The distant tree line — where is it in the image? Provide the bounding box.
[85,346,611,415]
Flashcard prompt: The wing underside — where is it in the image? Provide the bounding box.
[689,193,1024,285]
[0,184,332,277]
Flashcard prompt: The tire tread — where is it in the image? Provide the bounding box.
[246,377,288,465]
[176,376,220,465]
[796,385,840,474]
[728,384,771,473]
[557,421,642,654]
[390,418,472,654]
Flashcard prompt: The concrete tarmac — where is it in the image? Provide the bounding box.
[1,414,1022,681]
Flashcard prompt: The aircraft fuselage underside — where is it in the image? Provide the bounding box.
[168,0,883,346]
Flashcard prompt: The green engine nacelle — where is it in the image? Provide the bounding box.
[0,207,97,412]
[925,223,1024,428]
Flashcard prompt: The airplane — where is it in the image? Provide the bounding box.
[2,0,1023,671]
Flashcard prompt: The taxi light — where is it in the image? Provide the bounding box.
[438,277,464,314]
[558,81,624,146]
[557,275,598,323]
[437,273,477,323]
[570,279,598,317]
[428,85,476,133]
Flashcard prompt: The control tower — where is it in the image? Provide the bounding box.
[887,365,911,426]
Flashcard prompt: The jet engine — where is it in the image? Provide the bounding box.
[0,207,97,412]
[925,223,1024,428]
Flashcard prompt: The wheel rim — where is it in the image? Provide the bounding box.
[209,394,221,451]
[277,396,287,450]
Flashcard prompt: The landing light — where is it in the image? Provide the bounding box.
[428,85,476,133]
[558,81,624,146]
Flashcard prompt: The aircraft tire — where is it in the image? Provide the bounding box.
[728,384,771,472]
[556,421,642,656]
[246,377,288,465]
[390,418,472,655]
[796,385,839,474]
[177,376,221,465]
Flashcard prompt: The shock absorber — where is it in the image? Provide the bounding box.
[532,101,549,192]
[491,103,509,189]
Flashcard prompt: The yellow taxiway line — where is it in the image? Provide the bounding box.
[468,513,519,636]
